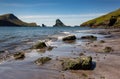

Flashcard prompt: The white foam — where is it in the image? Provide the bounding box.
[46,40,53,46]
[61,32,70,34]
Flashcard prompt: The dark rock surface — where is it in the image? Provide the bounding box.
[53,19,66,27]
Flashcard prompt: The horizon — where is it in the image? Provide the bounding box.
[0,0,120,26]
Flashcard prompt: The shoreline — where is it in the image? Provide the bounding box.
[0,28,120,79]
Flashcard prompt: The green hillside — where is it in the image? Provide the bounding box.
[0,13,37,27]
[80,8,120,28]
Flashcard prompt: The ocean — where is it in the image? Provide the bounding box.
[0,26,102,54]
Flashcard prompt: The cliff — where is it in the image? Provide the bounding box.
[80,9,120,28]
[0,13,38,27]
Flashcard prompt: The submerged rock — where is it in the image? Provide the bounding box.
[62,35,76,41]
[81,35,97,40]
[34,42,47,49]
[13,52,25,60]
[34,57,51,65]
[62,56,92,70]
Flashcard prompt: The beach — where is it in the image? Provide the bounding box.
[0,27,120,79]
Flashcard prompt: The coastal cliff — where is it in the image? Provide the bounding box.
[80,9,120,28]
[0,13,38,27]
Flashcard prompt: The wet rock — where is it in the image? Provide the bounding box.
[100,40,105,43]
[81,35,97,40]
[35,57,51,65]
[13,52,25,60]
[62,35,76,41]
[34,42,47,49]
[103,47,113,53]
[62,56,92,70]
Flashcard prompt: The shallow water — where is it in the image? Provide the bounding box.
[0,26,93,53]
[0,26,109,79]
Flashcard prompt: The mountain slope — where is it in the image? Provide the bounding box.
[80,8,120,28]
[0,14,37,26]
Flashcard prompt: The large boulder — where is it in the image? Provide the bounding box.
[62,56,92,70]
[34,57,51,65]
[62,35,76,41]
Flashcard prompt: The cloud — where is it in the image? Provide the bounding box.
[18,13,105,26]
[19,13,105,19]
[0,3,56,7]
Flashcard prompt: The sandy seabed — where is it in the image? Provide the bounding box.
[0,29,120,79]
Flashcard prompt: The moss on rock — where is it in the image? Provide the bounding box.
[13,52,25,60]
[62,56,92,70]
[34,57,51,65]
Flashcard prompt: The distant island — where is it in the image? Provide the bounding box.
[80,8,120,28]
[0,13,38,27]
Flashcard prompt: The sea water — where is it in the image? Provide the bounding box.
[0,26,96,53]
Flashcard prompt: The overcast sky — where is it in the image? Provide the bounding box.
[0,0,120,26]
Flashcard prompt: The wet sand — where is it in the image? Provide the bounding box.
[0,29,120,79]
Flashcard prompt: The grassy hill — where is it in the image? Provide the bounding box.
[80,8,120,28]
[0,13,37,27]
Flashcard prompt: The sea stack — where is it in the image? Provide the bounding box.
[42,24,46,27]
[53,19,66,27]
[0,13,38,27]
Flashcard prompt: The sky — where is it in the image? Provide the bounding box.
[0,0,120,26]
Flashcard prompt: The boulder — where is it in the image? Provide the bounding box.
[34,42,47,49]
[62,56,92,70]
[13,52,25,60]
[81,35,97,40]
[62,35,76,41]
[34,57,51,65]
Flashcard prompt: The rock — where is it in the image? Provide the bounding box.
[100,40,105,43]
[103,47,113,53]
[53,19,66,27]
[62,35,76,41]
[62,56,92,70]
[81,35,97,40]
[34,42,47,49]
[13,52,25,60]
[42,24,46,27]
[0,13,38,27]
[109,16,117,26]
[34,57,51,65]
